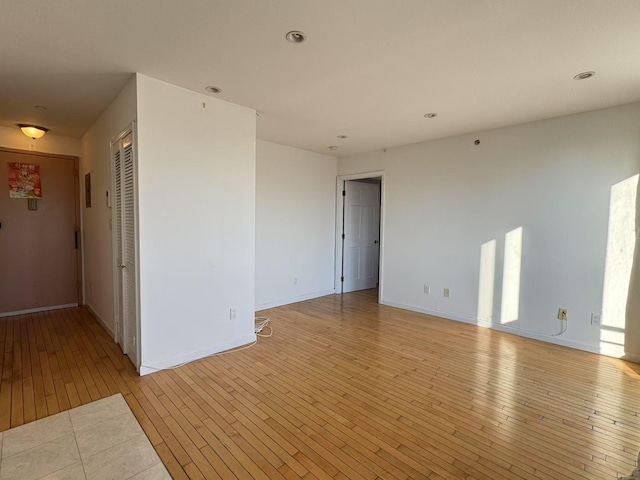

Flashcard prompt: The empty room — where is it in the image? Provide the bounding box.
[0,1,639,479]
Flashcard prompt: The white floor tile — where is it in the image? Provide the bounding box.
[69,395,129,432]
[2,412,73,459]
[40,462,87,480]
[0,434,80,480]
[75,411,143,460]
[82,434,161,480]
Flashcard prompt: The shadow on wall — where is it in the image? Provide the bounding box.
[601,174,638,359]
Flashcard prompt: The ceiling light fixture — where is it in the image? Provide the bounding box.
[573,71,596,80]
[328,146,338,151]
[337,135,347,139]
[205,86,222,93]
[18,124,48,139]
[424,113,438,118]
[286,31,306,43]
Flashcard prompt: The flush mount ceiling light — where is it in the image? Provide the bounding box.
[424,113,438,118]
[328,145,338,151]
[285,31,306,43]
[337,135,348,139]
[17,124,48,139]
[205,86,222,93]
[573,71,596,80]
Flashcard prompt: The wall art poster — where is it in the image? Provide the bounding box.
[7,162,42,199]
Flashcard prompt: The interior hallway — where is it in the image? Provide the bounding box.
[0,290,639,479]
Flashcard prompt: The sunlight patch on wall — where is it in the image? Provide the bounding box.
[601,174,638,357]
[477,239,497,324]
[501,227,523,325]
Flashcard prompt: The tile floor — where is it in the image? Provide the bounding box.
[0,394,171,480]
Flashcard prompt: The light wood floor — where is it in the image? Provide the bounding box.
[1,290,639,479]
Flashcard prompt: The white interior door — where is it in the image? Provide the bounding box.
[342,180,380,293]
[112,130,139,369]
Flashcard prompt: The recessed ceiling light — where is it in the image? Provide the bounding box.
[328,146,338,151]
[286,31,306,43]
[573,71,596,80]
[337,135,348,139]
[424,113,438,118]
[205,86,222,93]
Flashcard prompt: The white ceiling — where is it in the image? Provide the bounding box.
[1,0,639,156]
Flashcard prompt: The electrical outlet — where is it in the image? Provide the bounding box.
[591,313,601,326]
[229,307,238,321]
[444,288,450,298]
[557,308,568,321]
[424,285,430,294]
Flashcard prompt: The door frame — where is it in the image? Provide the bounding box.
[110,122,141,371]
[334,171,385,303]
[0,147,83,308]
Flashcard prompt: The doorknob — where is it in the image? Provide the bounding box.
[374,240,379,244]
[118,264,126,269]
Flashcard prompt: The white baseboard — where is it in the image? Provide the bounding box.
[85,304,114,337]
[379,297,619,359]
[381,298,492,328]
[139,332,257,376]
[0,303,78,318]
[256,288,335,311]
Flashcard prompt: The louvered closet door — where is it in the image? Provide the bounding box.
[112,129,138,369]
[121,134,138,368]
[113,148,124,348]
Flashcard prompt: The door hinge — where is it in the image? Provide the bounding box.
[341,276,344,282]
[133,335,136,347]
[342,190,346,196]
[341,233,345,240]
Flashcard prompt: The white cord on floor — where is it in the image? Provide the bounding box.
[255,316,272,337]
[140,316,272,372]
[552,319,567,336]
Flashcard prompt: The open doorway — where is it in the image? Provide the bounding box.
[335,171,385,303]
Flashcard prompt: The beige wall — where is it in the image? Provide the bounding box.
[255,140,337,309]
[80,76,137,335]
[136,74,257,374]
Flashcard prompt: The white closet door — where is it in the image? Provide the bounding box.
[122,134,138,367]
[113,148,124,347]
[112,128,139,369]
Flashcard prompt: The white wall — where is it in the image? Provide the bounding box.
[338,102,640,360]
[80,76,137,334]
[0,125,80,157]
[136,74,256,373]
[256,140,337,309]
